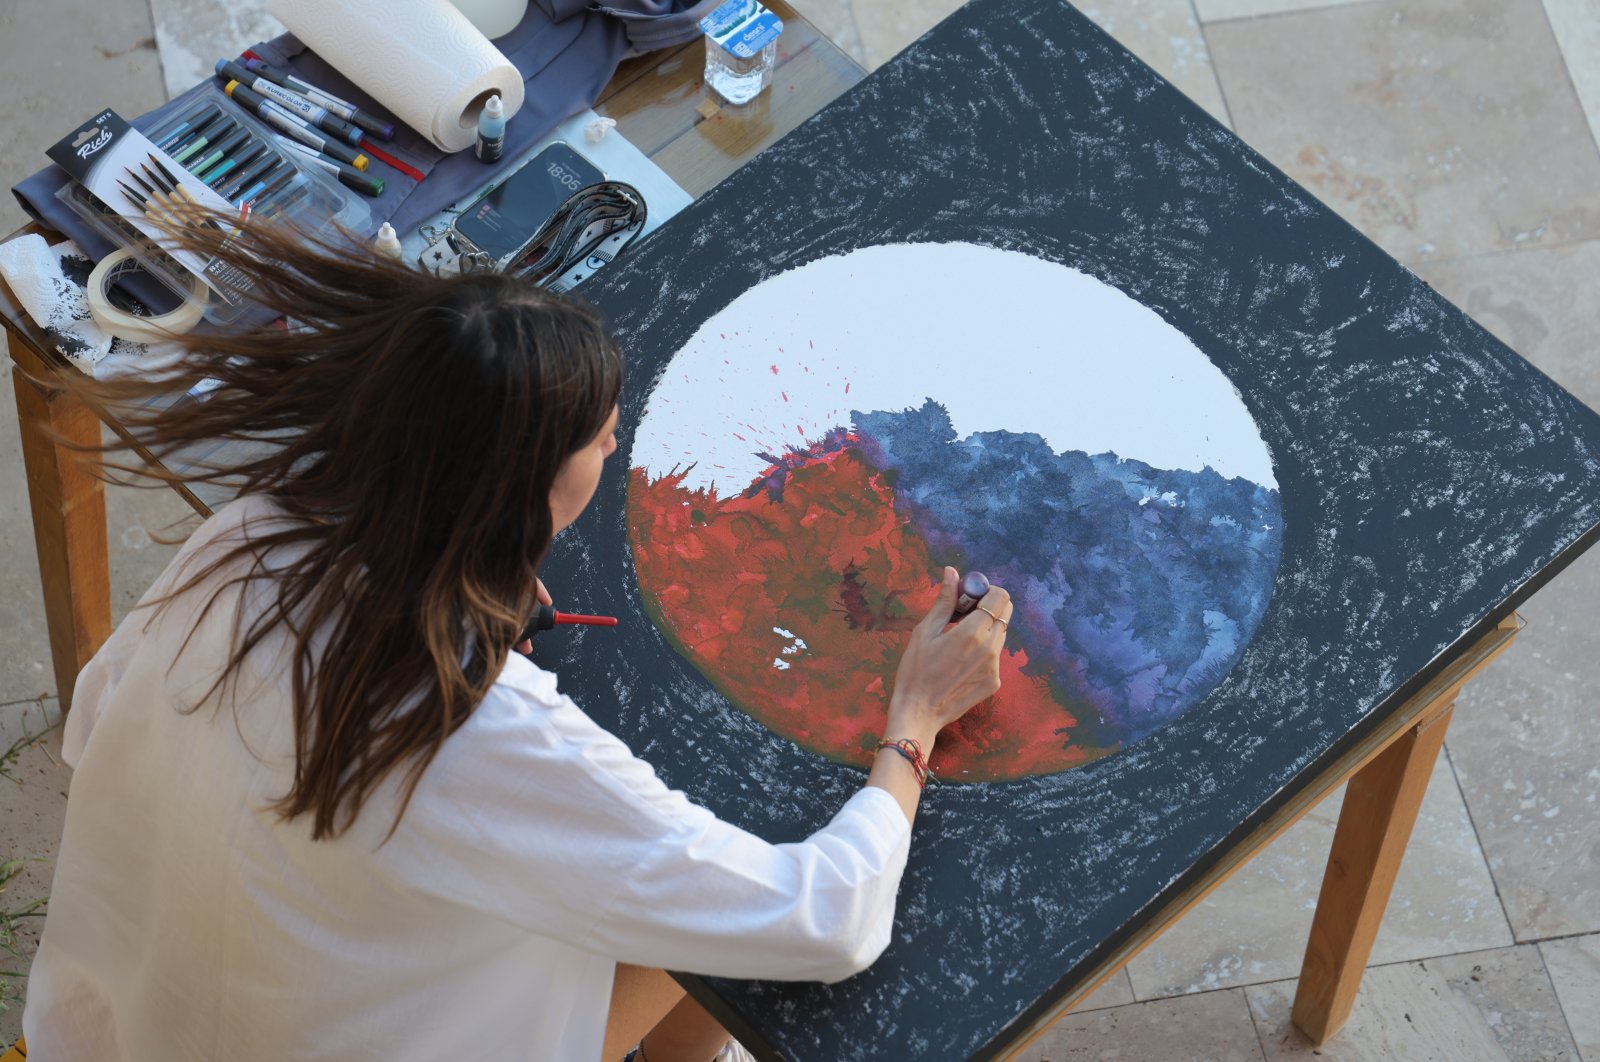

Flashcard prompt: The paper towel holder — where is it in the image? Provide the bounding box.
[449,0,529,40]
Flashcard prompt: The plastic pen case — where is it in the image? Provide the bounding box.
[142,85,374,230]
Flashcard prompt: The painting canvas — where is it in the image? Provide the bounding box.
[534,0,1600,1056]
[627,243,1285,780]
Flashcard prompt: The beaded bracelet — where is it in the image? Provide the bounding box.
[875,737,935,789]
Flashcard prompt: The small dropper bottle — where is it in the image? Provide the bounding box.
[373,222,403,260]
[475,94,505,163]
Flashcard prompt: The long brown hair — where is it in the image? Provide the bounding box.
[62,215,623,839]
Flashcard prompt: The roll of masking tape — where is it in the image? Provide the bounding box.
[86,248,207,344]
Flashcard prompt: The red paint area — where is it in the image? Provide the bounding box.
[627,442,1119,781]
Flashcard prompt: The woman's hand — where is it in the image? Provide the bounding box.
[514,579,556,656]
[868,567,1011,822]
[884,566,1012,750]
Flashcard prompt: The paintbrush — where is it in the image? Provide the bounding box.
[123,165,160,199]
[116,178,178,227]
[122,167,181,219]
[127,164,186,225]
[116,178,154,213]
[147,152,198,205]
[139,160,222,231]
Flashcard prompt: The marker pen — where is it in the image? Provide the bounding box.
[254,175,313,218]
[215,60,364,146]
[268,134,384,197]
[187,127,253,179]
[159,120,222,161]
[220,156,285,201]
[224,81,369,169]
[170,119,240,164]
[200,143,269,187]
[950,570,991,621]
[216,153,280,199]
[239,167,300,208]
[153,104,223,150]
[242,57,396,140]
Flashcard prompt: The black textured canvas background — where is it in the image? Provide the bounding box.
[531,0,1600,1056]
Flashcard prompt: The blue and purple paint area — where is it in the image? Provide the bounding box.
[629,399,1283,781]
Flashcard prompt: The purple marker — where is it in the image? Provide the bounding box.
[951,570,991,621]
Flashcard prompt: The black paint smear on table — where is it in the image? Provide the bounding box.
[533,0,1600,1056]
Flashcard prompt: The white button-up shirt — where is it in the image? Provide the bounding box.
[25,496,911,1061]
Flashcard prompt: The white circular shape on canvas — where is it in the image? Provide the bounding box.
[632,242,1276,493]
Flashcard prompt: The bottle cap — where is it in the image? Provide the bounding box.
[484,94,504,120]
[374,222,403,259]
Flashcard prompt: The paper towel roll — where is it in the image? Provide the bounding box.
[266,0,526,153]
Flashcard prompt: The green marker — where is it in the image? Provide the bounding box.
[268,134,385,198]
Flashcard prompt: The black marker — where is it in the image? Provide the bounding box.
[224,80,369,169]
[219,156,284,201]
[257,177,314,219]
[243,57,397,140]
[153,103,223,149]
[188,128,253,179]
[216,59,364,146]
[239,166,298,207]
[201,143,269,187]
[950,571,991,621]
[170,118,239,164]
[269,134,384,198]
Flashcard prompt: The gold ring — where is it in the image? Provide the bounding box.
[976,605,1008,629]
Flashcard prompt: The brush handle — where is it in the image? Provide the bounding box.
[519,603,620,642]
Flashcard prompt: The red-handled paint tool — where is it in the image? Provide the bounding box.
[519,603,619,642]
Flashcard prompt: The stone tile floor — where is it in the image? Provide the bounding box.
[1,0,1596,1055]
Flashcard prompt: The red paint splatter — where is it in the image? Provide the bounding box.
[626,445,1116,781]
[770,365,779,375]
[781,392,789,402]
[845,382,851,394]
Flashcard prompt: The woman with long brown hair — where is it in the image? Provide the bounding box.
[20,216,1011,1061]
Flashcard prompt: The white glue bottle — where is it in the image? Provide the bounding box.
[475,94,506,163]
[373,222,403,260]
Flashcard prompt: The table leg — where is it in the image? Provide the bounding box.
[1290,698,1456,1043]
[10,352,111,716]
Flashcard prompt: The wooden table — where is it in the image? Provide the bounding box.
[0,6,1526,1054]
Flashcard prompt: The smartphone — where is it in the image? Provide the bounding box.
[451,142,606,263]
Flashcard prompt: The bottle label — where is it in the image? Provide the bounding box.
[700,0,783,59]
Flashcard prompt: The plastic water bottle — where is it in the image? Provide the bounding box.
[700,0,783,106]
